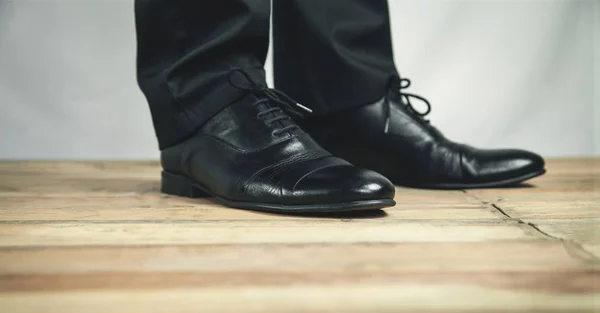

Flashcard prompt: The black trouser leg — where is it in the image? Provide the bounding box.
[272,0,398,115]
[135,0,270,149]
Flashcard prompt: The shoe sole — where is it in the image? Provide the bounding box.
[161,171,396,214]
[394,169,546,190]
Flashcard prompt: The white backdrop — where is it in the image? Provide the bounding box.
[0,0,598,160]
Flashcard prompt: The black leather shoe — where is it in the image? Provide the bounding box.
[297,77,546,189]
[159,69,395,213]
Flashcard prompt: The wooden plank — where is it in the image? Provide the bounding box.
[0,242,589,275]
[535,220,600,244]
[467,181,598,202]
[0,161,159,193]
[0,177,159,195]
[0,193,499,222]
[0,161,160,175]
[2,270,596,294]
[0,283,596,313]
[0,221,540,247]
[539,158,600,174]
[0,205,501,222]
[582,244,600,259]
[489,193,600,220]
[502,203,599,221]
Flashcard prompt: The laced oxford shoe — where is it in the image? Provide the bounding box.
[159,69,396,213]
[297,77,546,189]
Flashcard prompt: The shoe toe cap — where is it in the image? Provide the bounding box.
[292,164,395,204]
[472,149,545,182]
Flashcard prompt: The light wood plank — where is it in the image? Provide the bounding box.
[0,161,159,194]
[0,194,498,222]
[0,242,589,275]
[535,220,600,244]
[483,193,600,221]
[539,158,600,174]
[0,221,539,247]
[2,270,596,294]
[0,283,597,313]
[582,244,600,259]
[0,205,501,222]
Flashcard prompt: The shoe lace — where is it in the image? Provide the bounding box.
[227,68,312,136]
[384,77,432,133]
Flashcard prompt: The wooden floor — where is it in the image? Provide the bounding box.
[0,159,598,312]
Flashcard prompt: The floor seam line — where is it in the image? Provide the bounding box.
[463,190,600,264]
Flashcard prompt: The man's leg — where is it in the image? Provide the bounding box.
[273,0,545,188]
[134,0,395,213]
[272,0,397,114]
[135,0,270,149]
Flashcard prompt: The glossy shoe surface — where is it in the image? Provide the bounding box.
[160,70,396,213]
[298,78,546,189]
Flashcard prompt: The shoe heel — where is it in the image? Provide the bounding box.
[161,171,211,198]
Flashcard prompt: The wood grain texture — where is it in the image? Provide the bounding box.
[0,159,598,312]
[0,284,596,313]
[0,221,541,246]
[534,221,600,244]
[0,194,498,221]
[0,242,587,275]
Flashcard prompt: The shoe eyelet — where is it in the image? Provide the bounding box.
[271,130,281,137]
